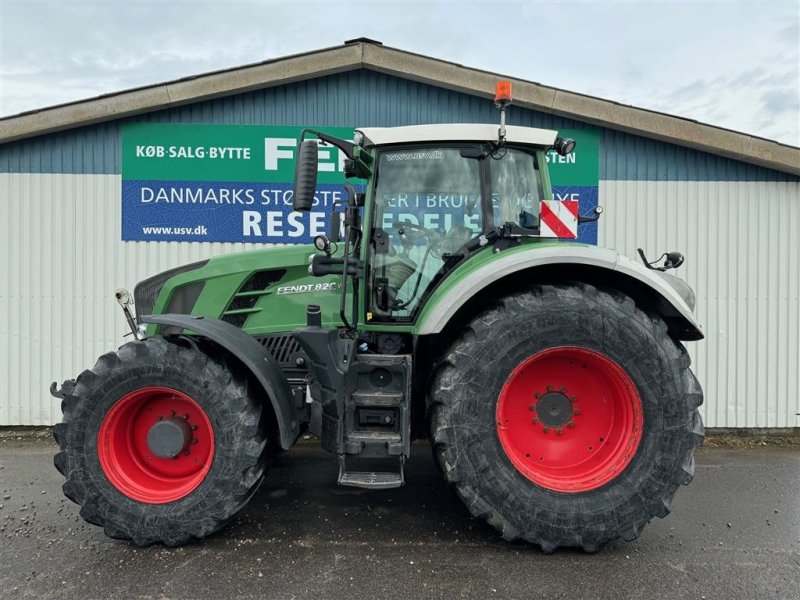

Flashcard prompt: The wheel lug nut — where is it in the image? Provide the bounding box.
[183,449,190,456]
[183,413,189,420]
[192,438,198,444]
[556,428,563,435]
[543,427,550,433]
[529,404,536,411]
[534,392,541,399]
[156,416,163,421]
[574,409,581,416]
[170,410,176,417]
[532,418,539,424]
[570,396,577,403]
[546,385,553,392]
[191,424,198,430]
[567,421,575,428]
[560,386,567,393]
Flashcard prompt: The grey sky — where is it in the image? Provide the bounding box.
[1,0,798,146]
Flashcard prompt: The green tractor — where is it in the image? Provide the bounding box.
[51,86,703,552]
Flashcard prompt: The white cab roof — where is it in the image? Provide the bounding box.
[357,124,558,148]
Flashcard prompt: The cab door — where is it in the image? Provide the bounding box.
[366,146,487,322]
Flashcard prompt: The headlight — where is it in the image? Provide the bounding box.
[133,260,208,319]
[657,272,696,312]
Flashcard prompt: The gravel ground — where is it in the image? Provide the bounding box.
[0,436,798,600]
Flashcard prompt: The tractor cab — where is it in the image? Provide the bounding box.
[292,85,589,328]
[364,127,549,320]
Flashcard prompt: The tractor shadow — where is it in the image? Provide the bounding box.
[233,440,492,544]
[227,439,591,556]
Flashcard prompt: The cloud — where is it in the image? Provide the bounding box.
[762,89,800,116]
[0,1,798,146]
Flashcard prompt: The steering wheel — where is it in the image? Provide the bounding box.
[393,219,439,242]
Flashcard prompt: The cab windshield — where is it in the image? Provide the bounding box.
[369,145,542,320]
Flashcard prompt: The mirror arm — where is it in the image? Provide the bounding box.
[300,129,355,160]
[637,248,684,271]
[578,205,604,224]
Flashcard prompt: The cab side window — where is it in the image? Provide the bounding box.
[490,149,540,229]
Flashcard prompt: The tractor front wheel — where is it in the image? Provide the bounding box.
[53,336,266,546]
[429,283,704,552]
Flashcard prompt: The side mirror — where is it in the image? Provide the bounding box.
[664,251,685,270]
[292,140,319,212]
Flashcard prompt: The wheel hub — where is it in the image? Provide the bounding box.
[98,386,214,504]
[147,417,193,459]
[535,392,574,428]
[496,347,643,493]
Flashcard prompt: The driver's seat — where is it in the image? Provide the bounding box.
[371,253,418,317]
[439,225,473,255]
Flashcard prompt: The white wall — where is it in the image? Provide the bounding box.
[600,180,800,428]
[0,173,267,425]
[1,173,798,427]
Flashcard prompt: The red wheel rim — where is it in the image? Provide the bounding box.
[98,387,214,503]
[496,347,643,493]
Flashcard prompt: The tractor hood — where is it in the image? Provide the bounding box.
[135,245,345,336]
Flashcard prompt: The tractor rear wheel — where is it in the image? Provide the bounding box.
[53,336,266,546]
[429,283,703,552]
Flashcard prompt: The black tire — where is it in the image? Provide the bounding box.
[53,336,267,546]
[429,283,704,552]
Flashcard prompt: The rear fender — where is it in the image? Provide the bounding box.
[139,314,300,449]
[416,245,703,341]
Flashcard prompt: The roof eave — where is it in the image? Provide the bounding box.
[0,43,364,144]
[0,40,798,176]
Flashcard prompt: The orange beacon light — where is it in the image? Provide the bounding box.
[495,81,512,108]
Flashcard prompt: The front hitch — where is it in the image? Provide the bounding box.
[50,379,76,399]
[115,288,143,339]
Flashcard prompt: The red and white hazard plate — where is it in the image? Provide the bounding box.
[539,200,579,239]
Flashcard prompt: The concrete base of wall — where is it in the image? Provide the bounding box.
[2,426,798,445]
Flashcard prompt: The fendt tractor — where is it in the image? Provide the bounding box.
[51,83,704,552]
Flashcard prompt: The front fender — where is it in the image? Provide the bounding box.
[416,244,703,340]
[139,314,300,449]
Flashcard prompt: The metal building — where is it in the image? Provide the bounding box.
[1,39,798,429]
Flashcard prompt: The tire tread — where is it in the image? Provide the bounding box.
[53,335,268,546]
[429,283,704,552]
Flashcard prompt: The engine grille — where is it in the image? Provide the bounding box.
[134,260,208,319]
[220,269,287,328]
[255,334,302,366]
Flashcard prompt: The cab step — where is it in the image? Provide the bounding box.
[337,456,405,490]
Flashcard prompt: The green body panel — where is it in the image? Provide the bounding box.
[147,245,346,336]
[147,237,584,336]
[144,144,567,337]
